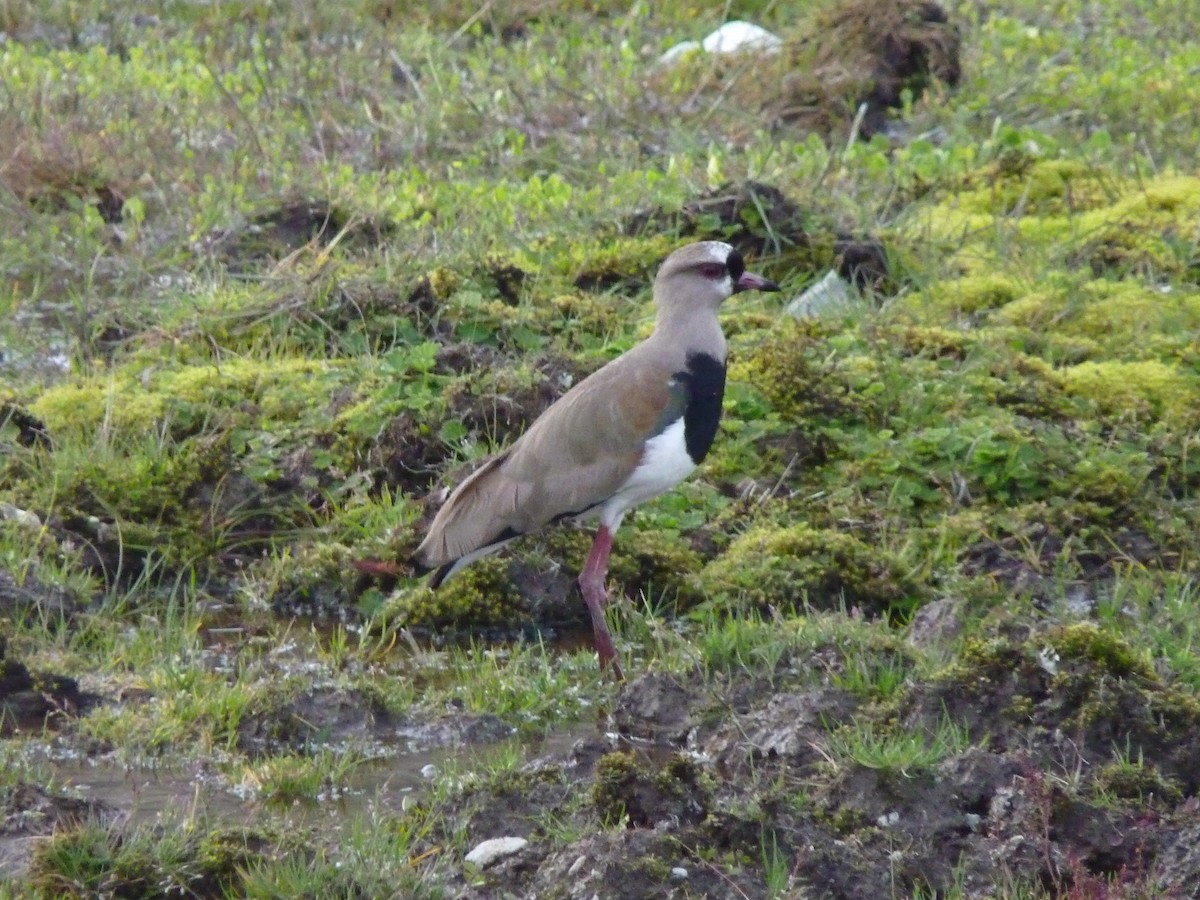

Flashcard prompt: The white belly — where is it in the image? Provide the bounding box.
[597,417,696,528]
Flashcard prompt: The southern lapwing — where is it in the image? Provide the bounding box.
[412,241,780,679]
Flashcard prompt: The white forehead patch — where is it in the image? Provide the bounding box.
[700,242,733,263]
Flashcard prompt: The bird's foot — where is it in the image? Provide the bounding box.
[582,579,624,681]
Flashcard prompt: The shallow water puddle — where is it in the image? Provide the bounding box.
[47,758,239,827]
[35,721,598,830]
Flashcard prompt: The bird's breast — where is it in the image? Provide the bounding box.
[602,416,697,521]
[676,351,727,464]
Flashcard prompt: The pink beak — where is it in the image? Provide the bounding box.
[734,271,781,294]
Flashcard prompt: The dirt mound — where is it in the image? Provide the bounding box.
[203,199,396,271]
[1,134,127,223]
[625,181,807,257]
[0,570,80,622]
[653,0,962,142]
[0,404,51,449]
[775,0,962,139]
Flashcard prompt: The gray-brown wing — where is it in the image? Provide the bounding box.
[412,355,679,569]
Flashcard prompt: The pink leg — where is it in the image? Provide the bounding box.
[579,525,624,681]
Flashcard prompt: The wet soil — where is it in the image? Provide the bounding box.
[0,702,592,884]
[4,607,1200,896]
[425,653,1200,899]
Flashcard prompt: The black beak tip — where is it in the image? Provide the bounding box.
[734,272,781,294]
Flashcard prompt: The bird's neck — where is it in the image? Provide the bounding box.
[650,307,727,364]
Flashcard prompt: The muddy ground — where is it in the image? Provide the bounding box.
[5,604,1200,897]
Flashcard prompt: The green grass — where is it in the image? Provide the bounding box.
[822,713,972,776]
[245,747,374,806]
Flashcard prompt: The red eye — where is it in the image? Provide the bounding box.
[698,263,726,280]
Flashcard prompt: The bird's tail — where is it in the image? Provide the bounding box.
[411,452,525,585]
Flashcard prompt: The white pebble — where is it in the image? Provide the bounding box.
[465,836,528,868]
[702,21,782,54]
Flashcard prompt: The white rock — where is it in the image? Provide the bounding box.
[465,836,528,868]
[671,866,689,880]
[785,269,857,319]
[419,763,438,779]
[0,504,41,529]
[567,854,587,876]
[702,21,782,55]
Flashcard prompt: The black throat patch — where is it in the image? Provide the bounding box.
[675,352,727,464]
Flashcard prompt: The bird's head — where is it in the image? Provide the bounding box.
[654,241,780,315]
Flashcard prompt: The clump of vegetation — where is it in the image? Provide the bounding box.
[693,523,918,616]
[919,620,1200,794]
[739,319,884,426]
[384,556,527,630]
[1054,359,1200,425]
[652,0,962,141]
[592,750,709,828]
[27,821,283,899]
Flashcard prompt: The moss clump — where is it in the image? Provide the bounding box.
[607,527,704,608]
[546,292,623,339]
[566,234,677,294]
[1093,759,1183,804]
[31,357,347,435]
[527,525,704,609]
[416,266,461,306]
[978,350,1079,417]
[959,159,1120,217]
[1054,359,1200,425]
[1073,175,1200,278]
[932,635,1032,700]
[927,619,1200,794]
[591,750,709,828]
[195,826,280,889]
[528,527,592,573]
[909,274,1023,319]
[385,557,527,630]
[1046,623,1153,681]
[694,523,917,616]
[1011,160,1118,212]
[984,325,1102,367]
[891,324,972,359]
[592,750,645,825]
[992,280,1200,357]
[632,855,673,884]
[740,320,881,425]
[826,803,870,836]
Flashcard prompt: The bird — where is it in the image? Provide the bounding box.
[411,241,780,679]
